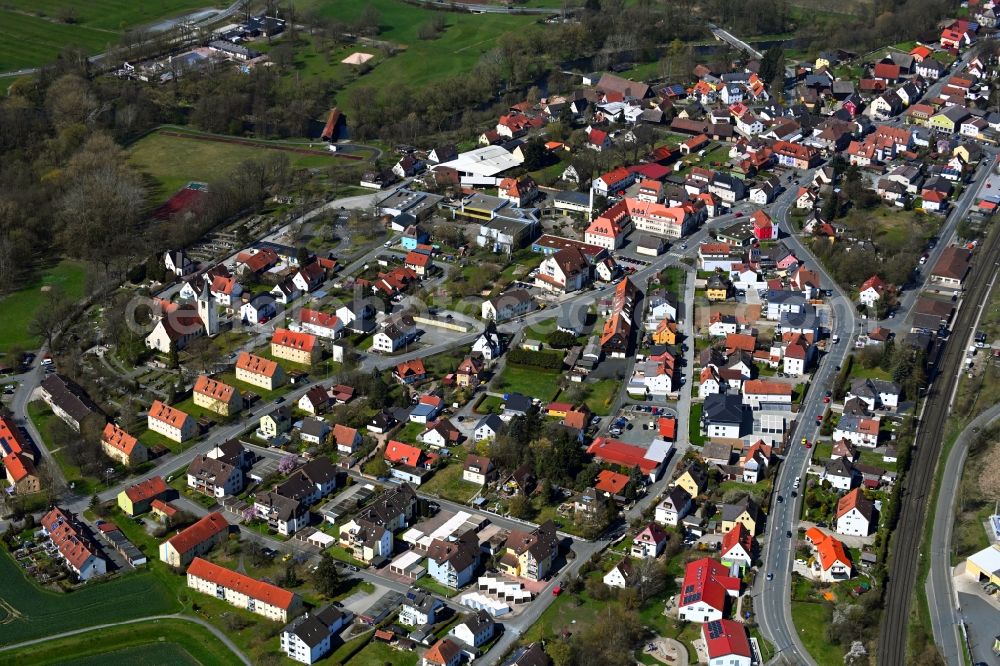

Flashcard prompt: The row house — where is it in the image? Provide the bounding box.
[187,557,302,622]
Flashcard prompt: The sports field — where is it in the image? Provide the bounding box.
[0,1,225,72]
[296,0,537,91]
[0,617,243,665]
[0,260,87,354]
[128,128,358,196]
[0,550,181,646]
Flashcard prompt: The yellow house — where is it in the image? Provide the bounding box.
[965,543,1000,587]
[652,319,679,345]
[271,328,320,365]
[953,144,977,165]
[192,376,243,417]
[672,462,707,498]
[235,351,285,391]
[706,276,729,302]
[720,498,761,535]
[117,477,169,516]
[101,423,147,467]
[929,109,963,134]
[498,521,558,581]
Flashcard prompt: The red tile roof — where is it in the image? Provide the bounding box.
[721,523,752,555]
[805,527,852,572]
[194,375,237,402]
[384,440,425,466]
[102,423,140,457]
[587,437,661,474]
[680,557,740,613]
[149,400,192,429]
[703,619,751,659]
[236,351,280,378]
[743,379,793,396]
[187,557,297,610]
[3,453,34,482]
[595,469,629,495]
[395,359,425,378]
[298,308,339,330]
[123,476,167,504]
[165,511,229,555]
[151,499,179,517]
[405,251,431,268]
[424,638,462,666]
[658,416,677,440]
[272,327,316,352]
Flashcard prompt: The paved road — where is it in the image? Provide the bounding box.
[0,613,251,664]
[753,172,859,666]
[926,402,1000,665]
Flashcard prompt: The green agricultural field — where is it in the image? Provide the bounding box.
[298,0,537,93]
[0,617,242,666]
[0,260,87,354]
[0,1,226,73]
[0,550,180,646]
[128,129,361,197]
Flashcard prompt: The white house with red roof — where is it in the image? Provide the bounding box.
[295,308,343,340]
[796,187,818,210]
[741,380,793,410]
[678,557,741,622]
[404,250,432,277]
[703,619,752,666]
[585,205,631,250]
[630,523,669,559]
[741,440,773,484]
[859,275,886,307]
[586,126,611,152]
[720,523,753,569]
[210,275,243,308]
[498,175,539,206]
[591,167,636,197]
[782,333,813,377]
[835,487,877,537]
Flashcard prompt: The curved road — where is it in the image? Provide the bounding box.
[927,403,1000,665]
[752,172,859,666]
[0,613,251,665]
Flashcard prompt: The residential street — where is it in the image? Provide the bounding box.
[753,172,860,666]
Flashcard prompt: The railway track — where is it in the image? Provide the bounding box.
[877,224,1000,664]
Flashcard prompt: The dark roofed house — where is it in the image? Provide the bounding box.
[595,73,651,99]
[929,246,972,288]
[280,604,351,663]
[39,373,103,432]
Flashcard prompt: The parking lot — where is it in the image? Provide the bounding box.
[606,404,677,447]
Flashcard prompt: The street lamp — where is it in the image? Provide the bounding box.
[105,467,114,488]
